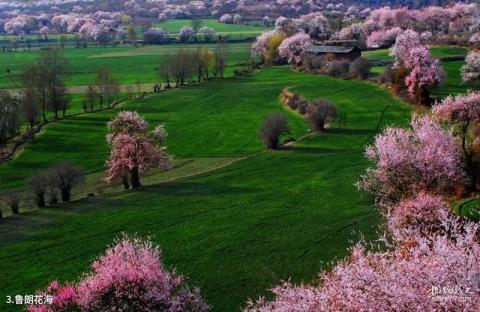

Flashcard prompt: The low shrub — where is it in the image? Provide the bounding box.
[259,112,290,149]
[325,60,350,78]
[349,57,371,80]
[50,162,85,202]
[27,171,50,208]
[6,193,21,214]
[304,54,326,71]
[4,192,21,214]
[306,99,337,131]
[297,103,308,115]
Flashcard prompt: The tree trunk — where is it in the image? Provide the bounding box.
[122,176,130,190]
[61,188,71,202]
[36,193,46,208]
[42,99,47,122]
[130,167,141,188]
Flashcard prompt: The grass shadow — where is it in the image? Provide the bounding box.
[326,128,375,136]
[281,145,338,155]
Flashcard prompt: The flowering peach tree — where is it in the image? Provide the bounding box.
[245,216,480,312]
[433,92,480,182]
[461,51,480,88]
[357,115,467,205]
[28,235,208,312]
[278,32,311,66]
[105,111,171,189]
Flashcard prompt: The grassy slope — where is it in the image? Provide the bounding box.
[0,67,411,311]
[0,43,251,88]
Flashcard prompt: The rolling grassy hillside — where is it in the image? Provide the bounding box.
[0,42,251,88]
[0,67,411,311]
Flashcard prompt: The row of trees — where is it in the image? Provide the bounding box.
[27,162,85,207]
[1,162,85,217]
[158,42,227,88]
[1,49,124,150]
[84,67,120,112]
[0,49,70,147]
[259,98,337,149]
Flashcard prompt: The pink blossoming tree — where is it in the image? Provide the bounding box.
[367,27,402,48]
[390,31,444,104]
[461,51,480,88]
[433,92,480,181]
[28,235,208,312]
[278,32,311,66]
[245,216,480,312]
[105,111,171,189]
[357,115,467,205]
[77,235,208,312]
[27,281,78,312]
[386,192,450,239]
[403,46,444,104]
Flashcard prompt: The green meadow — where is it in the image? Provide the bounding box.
[0,42,252,88]
[0,66,411,311]
[155,18,271,39]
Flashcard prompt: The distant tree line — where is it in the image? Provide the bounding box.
[1,162,85,217]
[0,48,122,150]
[83,67,120,112]
[158,41,227,88]
[0,48,69,147]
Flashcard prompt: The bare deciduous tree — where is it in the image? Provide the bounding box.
[158,53,173,89]
[91,67,120,109]
[85,85,97,112]
[193,47,213,82]
[19,65,40,129]
[306,99,337,131]
[50,162,85,202]
[3,192,21,214]
[214,39,227,78]
[27,171,50,208]
[36,48,70,119]
[191,19,204,41]
[0,90,20,147]
[259,112,290,149]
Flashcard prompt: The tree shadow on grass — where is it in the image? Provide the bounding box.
[326,128,375,136]
[137,181,257,197]
[280,146,338,155]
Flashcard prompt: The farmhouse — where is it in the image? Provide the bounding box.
[307,41,362,61]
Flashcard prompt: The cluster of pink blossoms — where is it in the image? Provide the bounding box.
[461,51,480,87]
[277,32,311,65]
[28,235,208,312]
[390,30,444,101]
[358,114,467,205]
[27,281,77,312]
[105,111,170,186]
[246,216,480,312]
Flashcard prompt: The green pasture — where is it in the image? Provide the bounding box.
[454,197,480,221]
[363,45,468,62]
[0,67,411,311]
[0,42,252,88]
[155,18,271,38]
